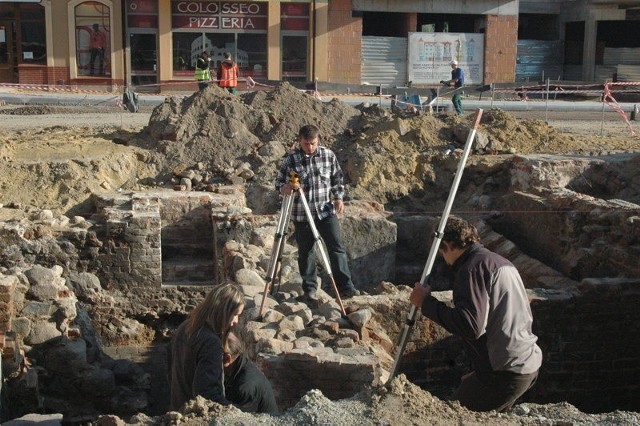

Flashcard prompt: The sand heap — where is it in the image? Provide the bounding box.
[134,83,586,211]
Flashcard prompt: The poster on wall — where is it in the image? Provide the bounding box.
[408,32,484,85]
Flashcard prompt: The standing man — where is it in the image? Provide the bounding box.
[217,52,239,94]
[89,23,106,76]
[409,216,542,412]
[445,60,465,115]
[194,51,212,91]
[275,124,360,307]
[223,333,279,415]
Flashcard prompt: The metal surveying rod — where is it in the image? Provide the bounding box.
[386,108,484,384]
[258,171,347,318]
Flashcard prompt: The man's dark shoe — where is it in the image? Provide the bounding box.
[341,288,361,299]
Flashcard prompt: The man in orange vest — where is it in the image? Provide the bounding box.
[217,52,239,94]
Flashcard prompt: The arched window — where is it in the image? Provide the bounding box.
[75,1,110,76]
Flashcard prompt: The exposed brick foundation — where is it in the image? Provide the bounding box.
[403,280,640,413]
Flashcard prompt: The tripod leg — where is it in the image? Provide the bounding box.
[270,235,287,295]
[259,194,294,318]
[295,188,347,317]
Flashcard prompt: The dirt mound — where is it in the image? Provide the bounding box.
[479,108,572,153]
[137,85,590,209]
[2,86,638,217]
[0,105,103,115]
[139,82,360,174]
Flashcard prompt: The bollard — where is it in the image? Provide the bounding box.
[631,104,638,121]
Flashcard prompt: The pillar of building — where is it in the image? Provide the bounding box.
[581,6,625,82]
[403,12,417,34]
[312,1,329,83]
[158,0,173,88]
[326,0,361,84]
[483,15,518,83]
[267,1,281,81]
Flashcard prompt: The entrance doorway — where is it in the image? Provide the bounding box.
[282,34,307,81]
[128,31,158,91]
[0,21,16,83]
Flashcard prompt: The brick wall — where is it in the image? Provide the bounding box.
[16,64,123,89]
[17,65,48,85]
[46,67,71,86]
[327,0,362,84]
[259,350,379,409]
[402,280,640,413]
[99,196,163,290]
[530,279,640,413]
[484,15,518,83]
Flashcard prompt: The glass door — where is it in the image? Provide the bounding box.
[282,35,307,81]
[128,31,157,90]
[0,21,16,83]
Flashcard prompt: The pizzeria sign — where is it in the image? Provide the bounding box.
[172,1,267,30]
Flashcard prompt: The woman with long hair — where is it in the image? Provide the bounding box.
[168,283,245,410]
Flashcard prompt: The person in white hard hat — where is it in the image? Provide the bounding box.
[444,59,465,115]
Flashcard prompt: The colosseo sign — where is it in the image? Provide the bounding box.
[172,1,267,30]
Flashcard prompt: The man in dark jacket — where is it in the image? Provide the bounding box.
[223,333,279,415]
[410,216,542,412]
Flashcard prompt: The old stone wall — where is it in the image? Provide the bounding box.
[530,278,640,413]
[489,189,640,281]
[402,280,640,413]
[258,350,379,409]
[94,194,162,290]
[92,189,247,289]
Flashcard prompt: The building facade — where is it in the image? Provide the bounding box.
[0,0,638,91]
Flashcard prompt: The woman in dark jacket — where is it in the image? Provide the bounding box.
[168,283,245,410]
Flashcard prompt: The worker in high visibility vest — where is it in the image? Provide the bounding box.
[194,51,212,91]
[217,52,239,94]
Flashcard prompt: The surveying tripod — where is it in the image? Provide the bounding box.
[258,171,347,318]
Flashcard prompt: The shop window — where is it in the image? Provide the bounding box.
[172,32,266,80]
[281,3,309,81]
[126,0,158,28]
[171,1,267,80]
[0,4,46,65]
[237,33,266,78]
[75,1,110,76]
[282,35,307,81]
[21,21,46,63]
[21,6,46,63]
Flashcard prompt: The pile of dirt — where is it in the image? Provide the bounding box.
[134,83,640,211]
[2,83,639,217]
[139,83,360,174]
